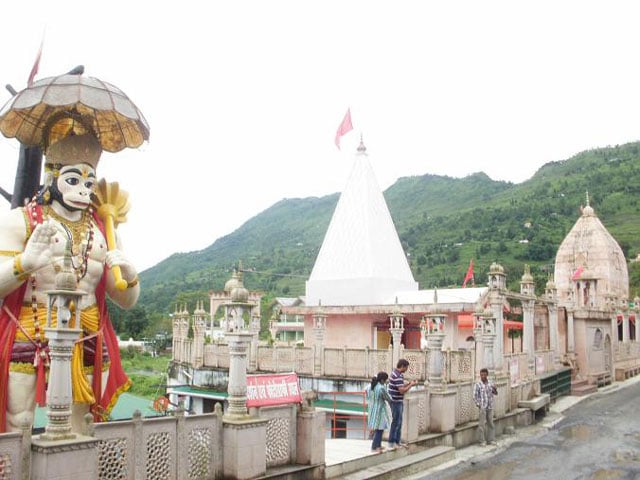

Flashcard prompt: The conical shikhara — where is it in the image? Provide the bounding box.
[92,179,131,290]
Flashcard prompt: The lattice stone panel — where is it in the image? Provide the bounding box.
[0,453,12,480]
[450,351,473,382]
[370,350,391,376]
[97,437,128,480]
[188,427,212,479]
[416,393,428,434]
[295,348,313,374]
[265,417,291,466]
[403,350,426,381]
[146,432,172,480]
[457,385,474,425]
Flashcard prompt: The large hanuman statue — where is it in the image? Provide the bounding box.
[0,132,138,433]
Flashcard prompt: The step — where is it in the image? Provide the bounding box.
[571,379,589,388]
[258,463,322,480]
[571,384,597,396]
[338,446,455,480]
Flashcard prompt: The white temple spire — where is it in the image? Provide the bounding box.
[306,141,417,306]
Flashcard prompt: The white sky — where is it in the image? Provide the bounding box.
[1,1,640,272]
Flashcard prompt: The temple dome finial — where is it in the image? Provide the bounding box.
[357,134,366,153]
[582,191,594,216]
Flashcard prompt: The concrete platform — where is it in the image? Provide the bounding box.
[321,375,640,480]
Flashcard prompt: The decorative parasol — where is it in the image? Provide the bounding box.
[0,74,149,153]
[92,179,131,290]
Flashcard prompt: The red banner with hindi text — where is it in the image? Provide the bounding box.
[246,372,302,407]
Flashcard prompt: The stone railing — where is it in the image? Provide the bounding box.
[0,431,24,479]
[175,342,566,389]
[0,402,324,480]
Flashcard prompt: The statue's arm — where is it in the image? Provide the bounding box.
[0,211,61,299]
[104,230,140,309]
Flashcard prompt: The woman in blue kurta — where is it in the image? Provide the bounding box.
[366,371,392,452]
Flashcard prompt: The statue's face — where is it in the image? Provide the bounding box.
[54,163,96,212]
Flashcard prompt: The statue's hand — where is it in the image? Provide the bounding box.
[105,249,137,280]
[21,220,60,274]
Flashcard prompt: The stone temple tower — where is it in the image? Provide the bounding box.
[554,196,628,309]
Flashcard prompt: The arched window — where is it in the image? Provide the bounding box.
[593,328,603,349]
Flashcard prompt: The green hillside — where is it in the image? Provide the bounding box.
[125,142,640,337]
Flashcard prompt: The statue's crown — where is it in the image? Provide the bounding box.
[45,133,102,169]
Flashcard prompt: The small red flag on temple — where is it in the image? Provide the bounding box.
[572,266,584,280]
[27,40,43,87]
[462,259,474,288]
[335,108,353,150]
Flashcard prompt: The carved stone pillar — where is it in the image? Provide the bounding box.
[312,306,327,376]
[192,301,206,368]
[425,312,446,386]
[622,302,630,343]
[522,299,535,377]
[548,305,560,367]
[545,276,560,366]
[482,313,497,377]
[42,247,84,439]
[473,306,484,376]
[223,272,255,419]
[567,309,575,353]
[389,309,405,369]
[426,331,445,386]
[249,312,261,372]
[490,301,504,372]
[41,327,80,440]
[225,332,253,418]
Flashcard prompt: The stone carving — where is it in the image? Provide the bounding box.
[97,438,128,480]
[188,427,213,478]
[146,432,171,479]
[265,417,290,465]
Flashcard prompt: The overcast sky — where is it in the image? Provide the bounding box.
[1,1,640,272]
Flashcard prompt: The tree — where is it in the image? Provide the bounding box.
[121,306,148,340]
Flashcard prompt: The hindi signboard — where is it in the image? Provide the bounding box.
[246,372,302,408]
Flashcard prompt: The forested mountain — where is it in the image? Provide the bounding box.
[120,142,640,337]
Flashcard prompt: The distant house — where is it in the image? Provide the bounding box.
[270,296,305,343]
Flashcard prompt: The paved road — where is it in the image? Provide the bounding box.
[420,382,640,480]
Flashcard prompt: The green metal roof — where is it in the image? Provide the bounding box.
[168,386,228,399]
[34,393,162,428]
[313,399,367,414]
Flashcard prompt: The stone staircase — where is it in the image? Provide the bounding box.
[571,378,597,396]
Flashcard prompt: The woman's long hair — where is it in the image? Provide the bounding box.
[370,371,388,391]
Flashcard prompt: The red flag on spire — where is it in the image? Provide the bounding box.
[572,266,584,281]
[335,108,353,150]
[27,40,43,87]
[462,259,474,288]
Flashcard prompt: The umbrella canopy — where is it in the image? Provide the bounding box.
[0,74,149,153]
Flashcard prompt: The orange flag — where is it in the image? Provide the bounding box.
[462,259,474,288]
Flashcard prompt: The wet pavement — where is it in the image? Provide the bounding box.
[407,376,640,479]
